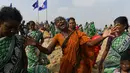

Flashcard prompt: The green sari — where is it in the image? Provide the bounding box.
[104,32,130,73]
[86,23,96,37]
[26,30,50,73]
[50,24,56,37]
[0,35,27,73]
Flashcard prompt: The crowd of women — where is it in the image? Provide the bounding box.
[0,6,130,73]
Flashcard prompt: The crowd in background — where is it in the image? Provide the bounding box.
[20,17,130,73]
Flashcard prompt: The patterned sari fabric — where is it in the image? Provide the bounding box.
[50,24,56,37]
[86,23,96,37]
[53,30,95,73]
[104,32,130,73]
[26,30,50,73]
[28,30,43,43]
[0,35,27,73]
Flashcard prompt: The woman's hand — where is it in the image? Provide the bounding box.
[102,28,117,38]
[25,36,37,46]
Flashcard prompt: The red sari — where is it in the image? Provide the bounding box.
[92,35,101,64]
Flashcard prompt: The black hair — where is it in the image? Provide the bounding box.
[114,16,129,32]
[54,16,66,25]
[121,49,130,61]
[26,22,30,26]
[68,17,75,22]
[0,6,22,23]
[28,21,35,26]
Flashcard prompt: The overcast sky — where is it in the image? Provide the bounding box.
[0,0,130,29]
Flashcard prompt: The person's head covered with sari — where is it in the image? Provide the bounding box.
[28,21,36,31]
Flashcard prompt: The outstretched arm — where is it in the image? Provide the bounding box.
[86,29,114,46]
[25,37,56,55]
[86,36,106,46]
[35,40,56,55]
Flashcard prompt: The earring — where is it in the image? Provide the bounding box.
[11,30,13,33]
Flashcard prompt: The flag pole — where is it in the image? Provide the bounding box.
[46,0,48,21]
[46,7,48,21]
[38,10,39,22]
[38,0,39,23]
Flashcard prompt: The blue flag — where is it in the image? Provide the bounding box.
[39,0,47,11]
[32,0,38,9]
[66,18,69,21]
[10,3,12,7]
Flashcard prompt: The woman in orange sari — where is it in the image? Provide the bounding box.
[30,16,115,73]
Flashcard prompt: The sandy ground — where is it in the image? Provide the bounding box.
[42,38,62,73]
[42,37,108,73]
[46,46,62,73]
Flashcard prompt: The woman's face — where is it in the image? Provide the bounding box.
[35,25,39,30]
[0,20,20,37]
[69,19,76,30]
[55,19,68,31]
[112,23,126,36]
[121,60,130,72]
[29,24,35,30]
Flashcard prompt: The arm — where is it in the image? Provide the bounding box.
[87,29,113,46]
[86,36,107,46]
[35,39,56,55]
[25,36,57,55]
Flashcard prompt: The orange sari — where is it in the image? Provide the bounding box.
[53,30,95,73]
